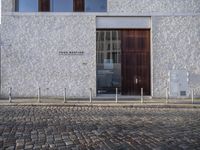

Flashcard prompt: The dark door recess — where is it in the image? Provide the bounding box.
[121,29,151,95]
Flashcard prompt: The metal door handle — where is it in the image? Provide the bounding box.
[136,78,138,84]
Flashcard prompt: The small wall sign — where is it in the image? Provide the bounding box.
[59,51,84,55]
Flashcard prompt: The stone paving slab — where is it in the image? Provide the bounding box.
[0,106,200,149]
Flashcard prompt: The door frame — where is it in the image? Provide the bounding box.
[96,28,152,96]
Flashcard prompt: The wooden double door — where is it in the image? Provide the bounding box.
[121,29,151,95]
[96,29,151,95]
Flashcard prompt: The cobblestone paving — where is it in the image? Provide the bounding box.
[0,106,200,150]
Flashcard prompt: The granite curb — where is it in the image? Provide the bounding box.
[0,99,200,108]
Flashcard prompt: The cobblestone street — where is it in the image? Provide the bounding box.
[0,106,200,150]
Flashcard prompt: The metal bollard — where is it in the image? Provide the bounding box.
[141,88,144,104]
[166,87,169,104]
[89,88,92,103]
[64,88,66,103]
[38,87,40,103]
[116,88,118,103]
[192,89,194,104]
[9,87,12,103]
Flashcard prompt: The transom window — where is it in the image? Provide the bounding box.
[16,0,107,12]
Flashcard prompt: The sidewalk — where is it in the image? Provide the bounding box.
[0,98,200,108]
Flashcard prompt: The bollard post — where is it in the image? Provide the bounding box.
[166,87,169,104]
[89,88,92,103]
[192,89,194,104]
[64,88,66,103]
[9,87,12,103]
[116,88,118,103]
[141,88,144,104]
[38,87,40,103]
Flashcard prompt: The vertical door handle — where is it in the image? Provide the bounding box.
[135,78,138,84]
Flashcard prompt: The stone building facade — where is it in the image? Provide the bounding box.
[0,0,200,99]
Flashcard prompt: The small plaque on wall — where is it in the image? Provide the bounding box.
[59,51,84,55]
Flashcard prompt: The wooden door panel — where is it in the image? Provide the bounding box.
[122,29,150,95]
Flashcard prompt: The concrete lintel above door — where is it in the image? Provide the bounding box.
[96,17,151,29]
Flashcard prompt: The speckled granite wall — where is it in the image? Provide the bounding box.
[108,0,200,14]
[1,15,96,98]
[152,16,200,97]
[2,0,14,12]
[1,0,200,98]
